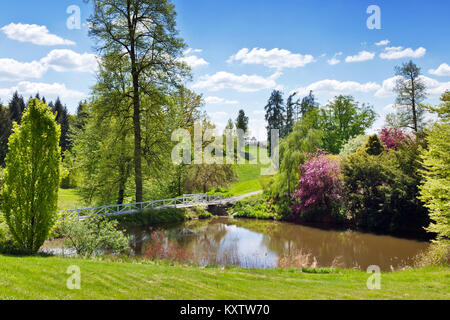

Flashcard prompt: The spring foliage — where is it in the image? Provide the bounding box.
[2,98,61,253]
[291,152,343,217]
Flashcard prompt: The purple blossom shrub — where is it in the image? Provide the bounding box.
[379,128,408,150]
[291,151,344,216]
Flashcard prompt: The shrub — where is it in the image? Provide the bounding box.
[343,143,429,235]
[291,151,344,222]
[361,134,384,156]
[58,215,129,256]
[415,241,450,267]
[379,127,408,150]
[339,135,368,156]
[114,207,188,227]
[230,194,277,220]
[2,98,61,253]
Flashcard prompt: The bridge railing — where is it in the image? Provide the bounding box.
[59,193,224,220]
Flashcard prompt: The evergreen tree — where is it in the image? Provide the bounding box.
[2,98,61,253]
[8,91,26,124]
[298,90,318,120]
[284,93,296,137]
[52,98,71,153]
[363,135,385,156]
[389,61,427,132]
[0,104,12,167]
[235,109,249,133]
[265,90,285,146]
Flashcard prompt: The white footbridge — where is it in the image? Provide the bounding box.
[59,193,225,220]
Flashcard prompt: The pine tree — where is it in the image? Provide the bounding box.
[8,91,26,124]
[52,98,71,153]
[299,90,318,120]
[0,104,12,166]
[235,109,249,133]
[390,60,427,132]
[284,93,297,137]
[265,90,285,147]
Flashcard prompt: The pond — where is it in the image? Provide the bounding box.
[128,218,430,271]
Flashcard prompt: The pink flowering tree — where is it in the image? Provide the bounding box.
[379,128,408,150]
[291,151,344,219]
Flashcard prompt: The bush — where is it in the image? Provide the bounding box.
[342,143,428,235]
[415,241,450,267]
[379,127,408,150]
[291,151,344,223]
[58,215,129,256]
[230,194,278,220]
[114,207,188,227]
[339,135,368,156]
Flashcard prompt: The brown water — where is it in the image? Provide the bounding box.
[128,218,430,271]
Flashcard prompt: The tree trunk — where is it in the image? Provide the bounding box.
[411,77,418,132]
[131,65,143,203]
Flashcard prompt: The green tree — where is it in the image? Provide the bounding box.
[0,104,12,167]
[52,98,71,154]
[420,92,450,243]
[298,90,318,120]
[339,134,368,156]
[389,61,427,132]
[2,98,61,253]
[8,91,26,124]
[88,0,188,203]
[284,93,296,137]
[362,135,384,156]
[274,109,322,200]
[319,95,376,154]
[265,90,285,146]
[235,109,249,133]
[185,163,237,194]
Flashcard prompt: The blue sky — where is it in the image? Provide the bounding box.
[0,0,449,139]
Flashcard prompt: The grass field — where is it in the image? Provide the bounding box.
[0,255,448,300]
[58,188,82,211]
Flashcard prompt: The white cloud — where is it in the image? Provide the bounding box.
[1,23,75,46]
[228,48,314,69]
[429,63,450,77]
[421,76,450,96]
[40,49,98,73]
[375,39,390,46]
[327,52,342,65]
[184,48,203,55]
[345,51,375,63]
[375,75,450,97]
[0,58,47,81]
[0,50,98,82]
[379,46,426,60]
[204,96,238,105]
[179,55,209,69]
[193,71,281,92]
[0,81,86,101]
[293,79,381,96]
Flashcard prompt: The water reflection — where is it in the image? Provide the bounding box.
[128,218,430,271]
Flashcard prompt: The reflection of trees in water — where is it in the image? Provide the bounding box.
[228,219,429,270]
[128,218,429,271]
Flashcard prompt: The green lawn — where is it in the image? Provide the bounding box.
[0,255,448,300]
[58,188,83,211]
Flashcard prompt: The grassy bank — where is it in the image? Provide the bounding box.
[0,255,448,300]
